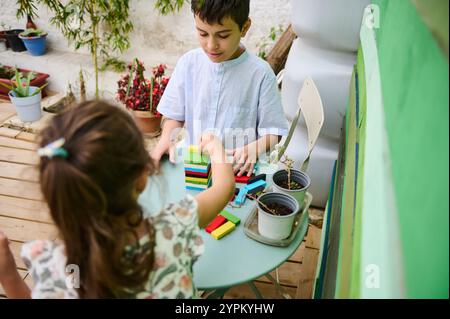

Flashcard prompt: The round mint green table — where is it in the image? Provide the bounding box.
[138,158,308,298]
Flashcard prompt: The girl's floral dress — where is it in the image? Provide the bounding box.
[21,195,204,299]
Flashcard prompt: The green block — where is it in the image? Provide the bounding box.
[183,150,210,165]
[219,210,240,225]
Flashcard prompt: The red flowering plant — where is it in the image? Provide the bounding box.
[117,58,169,117]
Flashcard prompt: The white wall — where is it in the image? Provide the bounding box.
[1,0,291,68]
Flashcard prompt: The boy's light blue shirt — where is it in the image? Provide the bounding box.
[157,47,288,149]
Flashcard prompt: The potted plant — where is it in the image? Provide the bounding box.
[271,155,311,209]
[4,28,26,52]
[0,64,49,100]
[0,69,48,122]
[256,192,300,240]
[19,28,47,56]
[117,59,169,135]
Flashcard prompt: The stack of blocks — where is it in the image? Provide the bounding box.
[206,210,241,240]
[184,145,212,191]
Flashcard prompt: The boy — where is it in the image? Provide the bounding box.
[151,0,288,176]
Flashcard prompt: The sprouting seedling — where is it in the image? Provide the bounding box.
[280,155,294,190]
[247,194,281,216]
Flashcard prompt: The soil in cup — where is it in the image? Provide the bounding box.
[261,202,293,216]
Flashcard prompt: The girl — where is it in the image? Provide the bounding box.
[0,100,235,298]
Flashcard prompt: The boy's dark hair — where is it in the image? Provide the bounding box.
[191,0,250,30]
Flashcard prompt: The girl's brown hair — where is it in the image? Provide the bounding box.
[39,100,156,298]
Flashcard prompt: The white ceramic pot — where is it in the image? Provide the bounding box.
[257,192,300,240]
[271,169,311,210]
[8,86,42,122]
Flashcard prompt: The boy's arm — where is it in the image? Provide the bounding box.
[150,118,184,165]
[228,134,281,177]
[0,231,31,298]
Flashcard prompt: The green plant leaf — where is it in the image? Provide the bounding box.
[14,69,26,97]
[30,82,49,97]
[25,71,33,96]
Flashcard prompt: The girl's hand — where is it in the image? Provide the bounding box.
[227,143,258,177]
[0,230,18,284]
[199,133,225,163]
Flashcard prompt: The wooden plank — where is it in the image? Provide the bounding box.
[256,261,302,287]
[267,25,297,75]
[0,136,38,150]
[0,216,57,242]
[4,112,54,134]
[0,104,16,123]
[224,281,297,299]
[0,127,21,138]
[289,241,306,263]
[0,178,42,201]
[0,146,39,165]
[305,225,322,250]
[0,162,39,182]
[295,248,320,299]
[16,132,38,142]
[0,195,52,224]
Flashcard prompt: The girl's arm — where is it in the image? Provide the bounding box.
[195,134,235,228]
[0,231,31,298]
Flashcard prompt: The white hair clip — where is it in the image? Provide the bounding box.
[37,138,69,159]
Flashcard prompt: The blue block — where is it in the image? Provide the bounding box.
[234,187,248,206]
[244,180,267,192]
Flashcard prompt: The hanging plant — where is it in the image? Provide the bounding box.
[16,0,134,99]
[154,0,187,15]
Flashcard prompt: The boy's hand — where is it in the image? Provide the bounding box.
[227,143,258,177]
[150,142,176,167]
[0,230,18,284]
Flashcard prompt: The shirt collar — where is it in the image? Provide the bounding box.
[204,45,249,70]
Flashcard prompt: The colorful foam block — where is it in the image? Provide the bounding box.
[247,174,266,185]
[211,221,236,240]
[235,174,252,184]
[219,210,241,225]
[247,184,266,196]
[245,179,267,192]
[184,147,210,165]
[234,187,248,205]
[205,215,227,234]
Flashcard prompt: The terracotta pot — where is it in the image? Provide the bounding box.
[131,110,162,136]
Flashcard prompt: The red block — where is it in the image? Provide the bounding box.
[205,215,227,234]
[235,174,253,184]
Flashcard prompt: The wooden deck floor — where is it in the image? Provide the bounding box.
[0,100,323,299]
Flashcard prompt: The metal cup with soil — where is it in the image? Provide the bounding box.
[257,192,300,240]
[271,169,311,209]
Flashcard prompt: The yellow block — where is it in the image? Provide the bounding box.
[211,221,236,240]
[188,145,199,153]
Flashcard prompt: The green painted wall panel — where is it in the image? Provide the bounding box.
[372,0,449,298]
